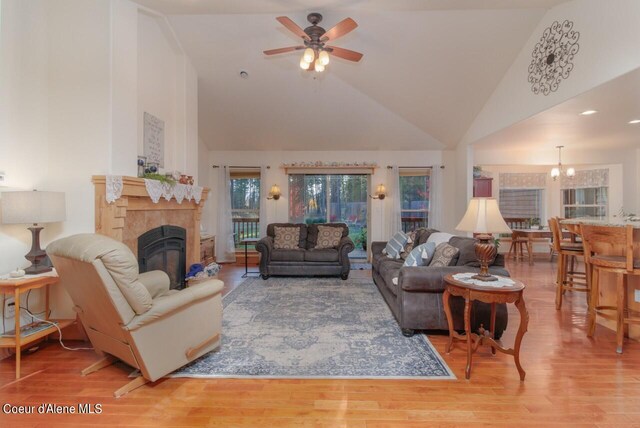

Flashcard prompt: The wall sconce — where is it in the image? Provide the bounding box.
[267,184,281,200]
[370,184,386,200]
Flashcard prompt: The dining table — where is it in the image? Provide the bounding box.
[508,228,553,265]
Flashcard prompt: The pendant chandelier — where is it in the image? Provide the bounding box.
[550,145,575,181]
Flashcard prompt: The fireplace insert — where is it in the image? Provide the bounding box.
[138,225,186,290]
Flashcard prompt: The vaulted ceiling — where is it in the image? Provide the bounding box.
[473,68,640,152]
[134,0,570,151]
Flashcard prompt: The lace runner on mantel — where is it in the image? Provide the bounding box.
[104,175,204,205]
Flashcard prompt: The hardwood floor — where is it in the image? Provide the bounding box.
[1,257,639,427]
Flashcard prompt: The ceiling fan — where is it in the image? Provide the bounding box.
[264,13,363,73]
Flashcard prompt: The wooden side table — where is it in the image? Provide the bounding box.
[443,274,529,381]
[0,272,75,379]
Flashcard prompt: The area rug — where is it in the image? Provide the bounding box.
[350,263,372,270]
[171,277,454,379]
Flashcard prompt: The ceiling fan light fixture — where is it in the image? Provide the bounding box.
[303,48,315,63]
[319,50,330,66]
[299,57,310,70]
[314,59,325,72]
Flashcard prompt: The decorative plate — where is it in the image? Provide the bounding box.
[528,20,580,95]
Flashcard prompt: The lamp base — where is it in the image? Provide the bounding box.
[471,272,498,282]
[24,225,52,275]
[474,234,498,282]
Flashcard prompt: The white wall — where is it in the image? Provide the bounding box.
[203,150,457,250]
[137,11,198,177]
[0,0,199,331]
[0,0,51,277]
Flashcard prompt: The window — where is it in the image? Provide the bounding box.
[562,187,608,219]
[288,174,368,255]
[230,169,260,248]
[498,189,544,222]
[399,168,431,232]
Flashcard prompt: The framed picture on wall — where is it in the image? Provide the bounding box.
[143,112,165,168]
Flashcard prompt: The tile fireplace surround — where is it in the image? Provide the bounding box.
[92,176,209,267]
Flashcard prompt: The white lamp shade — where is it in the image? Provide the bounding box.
[1,191,66,224]
[455,197,511,234]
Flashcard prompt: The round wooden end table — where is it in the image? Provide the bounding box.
[443,274,529,381]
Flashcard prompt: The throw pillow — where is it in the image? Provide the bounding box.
[273,226,301,249]
[385,231,409,259]
[315,226,343,249]
[428,242,460,267]
[403,242,436,267]
[426,232,455,248]
[400,230,418,260]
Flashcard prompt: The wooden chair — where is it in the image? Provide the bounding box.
[549,217,589,310]
[581,224,640,354]
[505,218,530,262]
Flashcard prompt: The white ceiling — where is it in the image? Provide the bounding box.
[135,0,568,14]
[134,1,571,151]
[473,68,640,152]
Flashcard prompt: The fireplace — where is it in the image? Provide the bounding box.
[138,225,187,290]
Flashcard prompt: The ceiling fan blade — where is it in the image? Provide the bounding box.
[263,46,304,55]
[327,46,363,62]
[276,16,311,41]
[321,18,357,42]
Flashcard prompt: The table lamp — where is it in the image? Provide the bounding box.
[456,197,511,281]
[1,190,66,274]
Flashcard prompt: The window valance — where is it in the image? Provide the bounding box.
[499,173,547,189]
[561,168,609,189]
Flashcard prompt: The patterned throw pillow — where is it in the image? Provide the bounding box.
[400,230,418,260]
[403,242,436,267]
[385,231,409,259]
[428,242,460,267]
[315,226,343,249]
[273,226,301,249]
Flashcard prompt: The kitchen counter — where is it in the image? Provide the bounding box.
[561,217,640,228]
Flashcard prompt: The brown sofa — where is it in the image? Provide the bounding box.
[256,223,355,280]
[372,228,509,337]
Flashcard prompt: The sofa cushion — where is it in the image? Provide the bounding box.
[315,226,344,249]
[271,248,305,261]
[403,242,436,267]
[274,226,302,249]
[304,248,339,262]
[429,242,460,267]
[306,223,348,249]
[267,223,307,248]
[426,232,455,247]
[385,231,409,259]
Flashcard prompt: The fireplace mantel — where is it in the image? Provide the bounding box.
[92,176,209,267]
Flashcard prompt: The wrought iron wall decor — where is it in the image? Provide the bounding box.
[528,20,580,95]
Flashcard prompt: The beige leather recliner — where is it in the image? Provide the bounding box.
[47,233,223,397]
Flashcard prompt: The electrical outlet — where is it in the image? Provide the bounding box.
[4,297,15,318]
[635,289,640,303]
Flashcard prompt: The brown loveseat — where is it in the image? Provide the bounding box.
[256,223,355,280]
[372,228,509,337]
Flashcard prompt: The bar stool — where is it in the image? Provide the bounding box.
[549,217,589,310]
[581,224,640,354]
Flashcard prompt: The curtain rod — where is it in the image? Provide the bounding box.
[212,165,270,169]
[387,165,445,169]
